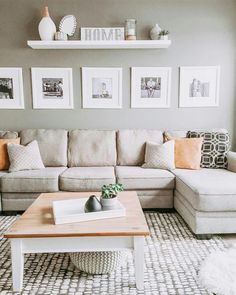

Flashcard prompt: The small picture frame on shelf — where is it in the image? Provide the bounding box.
[82,67,122,109]
[31,68,73,109]
[0,68,24,109]
[131,67,171,108]
[179,66,220,108]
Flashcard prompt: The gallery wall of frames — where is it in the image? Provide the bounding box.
[0,66,220,110]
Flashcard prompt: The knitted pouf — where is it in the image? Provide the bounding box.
[69,251,123,274]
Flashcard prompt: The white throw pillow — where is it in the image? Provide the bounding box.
[142,140,175,170]
[7,140,45,172]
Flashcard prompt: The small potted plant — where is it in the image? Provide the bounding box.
[159,30,169,40]
[100,183,124,210]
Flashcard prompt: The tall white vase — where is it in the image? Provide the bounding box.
[38,6,56,41]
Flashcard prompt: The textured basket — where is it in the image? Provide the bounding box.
[69,251,123,274]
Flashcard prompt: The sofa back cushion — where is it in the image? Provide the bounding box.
[164,129,228,142]
[164,130,187,141]
[68,130,116,167]
[0,131,18,139]
[20,129,68,167]
[117,129,163,166]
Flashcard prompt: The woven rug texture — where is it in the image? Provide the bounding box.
[0,213,226,295]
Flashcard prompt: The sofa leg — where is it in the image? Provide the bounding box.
[195,234,213,240]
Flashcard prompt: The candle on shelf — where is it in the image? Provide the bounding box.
[127,28,135,36]
[125,19,137,40]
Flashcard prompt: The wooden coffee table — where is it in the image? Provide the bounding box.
[4,191,150,292]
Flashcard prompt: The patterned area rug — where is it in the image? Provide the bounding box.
[0,213,226,295]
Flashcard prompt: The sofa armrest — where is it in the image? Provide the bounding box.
[227,151,236,172]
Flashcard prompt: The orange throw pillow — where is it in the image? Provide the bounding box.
[175,138,203,170]
[0,138,20,170]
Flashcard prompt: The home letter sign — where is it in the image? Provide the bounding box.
[81,27,124,41]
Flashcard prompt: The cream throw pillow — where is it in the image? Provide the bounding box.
[7,140,45,172]
[142,140,175,170]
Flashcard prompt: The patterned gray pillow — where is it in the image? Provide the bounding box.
[7,140,45,172]
[142,140,175,170]
[187,131,230,168]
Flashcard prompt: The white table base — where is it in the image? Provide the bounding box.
[10,236,145,292]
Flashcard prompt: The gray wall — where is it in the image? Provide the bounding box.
[0,0,235,143]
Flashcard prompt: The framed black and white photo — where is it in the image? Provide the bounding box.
[82,67,122,108]
[31,68,73,109]
[179,66,220,108]
[131,67,171,108]
[0,68,24,109]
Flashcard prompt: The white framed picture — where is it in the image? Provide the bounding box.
[131,67,171,108]
[31,68,73,109]
[179,66,220,108]
[0,68,24,109]
[82,67,122,109]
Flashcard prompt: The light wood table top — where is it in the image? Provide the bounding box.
[4,191,150,239]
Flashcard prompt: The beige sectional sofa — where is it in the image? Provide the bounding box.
[0,128,236,235]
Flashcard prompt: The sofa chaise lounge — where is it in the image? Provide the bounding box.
[0,128,236,235]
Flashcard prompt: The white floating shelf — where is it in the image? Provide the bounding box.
[27,40,171,50]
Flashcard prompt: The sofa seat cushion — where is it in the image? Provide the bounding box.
[173,168,236,211]
[116,166,175,190]
[60,167,116,191]
[1,167,66,193]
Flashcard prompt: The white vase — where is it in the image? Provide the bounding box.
[38,6,56,41]
[150,24,162,40]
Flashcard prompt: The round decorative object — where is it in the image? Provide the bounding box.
[59,15,77,36]
[84,195,102,213]
[150,23,162,40]
[69,251,123,274]
[54,31,68,41]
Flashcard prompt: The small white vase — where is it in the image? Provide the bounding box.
[101,196,118,210]
[38,6,56,41]
[160,35,169,40]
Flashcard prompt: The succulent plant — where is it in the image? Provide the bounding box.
[159,30,169,36]
[101,183,124,199]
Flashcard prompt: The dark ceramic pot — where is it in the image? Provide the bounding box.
[84,195,102,213]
